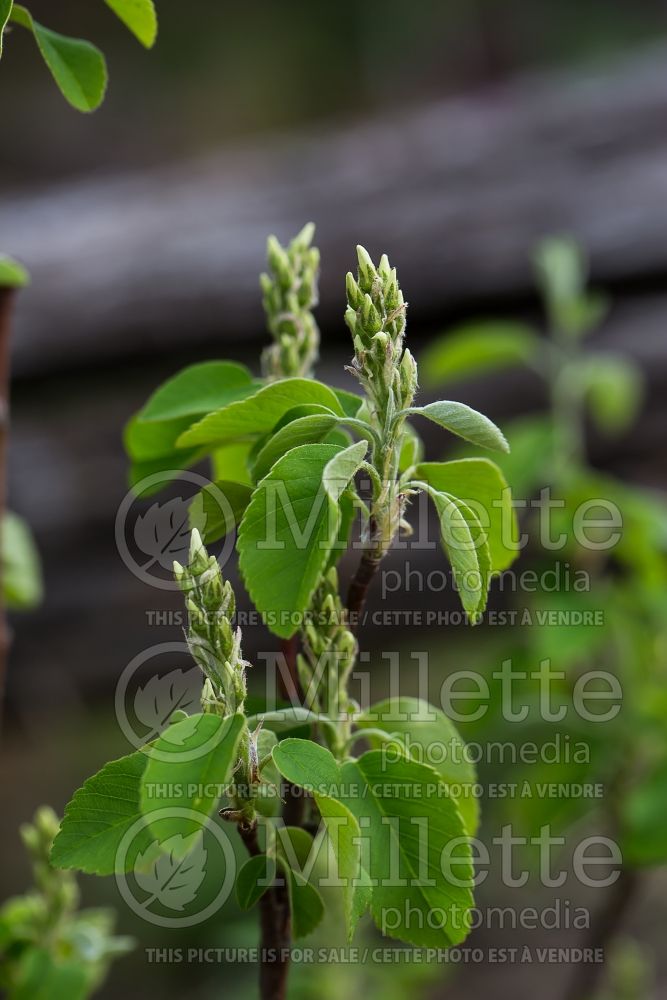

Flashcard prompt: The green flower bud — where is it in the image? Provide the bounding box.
[356,245,376,292]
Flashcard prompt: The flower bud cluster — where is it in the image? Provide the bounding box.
[260,222,320,379]
[298,567,357,737]
[20,807,79,924]
[345,246,417,419]
[173,529,249,715]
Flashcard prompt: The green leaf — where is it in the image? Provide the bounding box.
[51,750,151,874]
[414,458,518,573]
[236,854,276,909]
[11,5,108,112]
[620,761,667,867]
[246,707,338,739]
[238,441,367,638]
[12,948,91,1000]
[405,401,509,453]
[125,367,257,493]
[251,410,340,482]
[2,511,43,610]
[420,321,539,387]
[140,713,244,845]
[332,388,365,417]
[0,0,12,59]
[340,752,474,948]
[253,729,281,818]
[211,441,254,485]
[135,833,206,909]
[582,354,643,435]
[276,857,325,940]
[272,738,340,795]
[139,362,256,423]
[0,254,28,288]
[177,378,344,449]
[420,486,487,618]
[189,480,253,544]
[535,236,607,338]
[105,0,157,48]
[398,422,424,472]
[314,793,372,939]
[356,698,479,837]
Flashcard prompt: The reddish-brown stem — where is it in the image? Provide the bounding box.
[0,288,15,705]
[238,821,291,1000]
[346,516,381,633]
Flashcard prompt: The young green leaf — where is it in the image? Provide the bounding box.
[414,458,518,573]
[51,750,152,875]
[177,379,344,449]
[582,354,643,435]
[0,254,29,288]
[251,411,340,482]
[272,738,340,795]
[140,713,245,844]
[332,388,365,418]
[10,5,108,112]
[356,697,479,837]
[535,236,607,338]
[2,511,43,610]
[189,480,253,544]
[620,761,667,867]
[139,362,256,423]
[398,421,424,472]
[236,854,277,909]
[211,441,254,485]
[420,321,539,388]
[314,794,372,940]
[0,0,12,59]
[105,0,157,48]
[405,401,509,453]
[237,441,367,638]
[419,486,487,618]
[339,751,474,948]
[275,857,325,940]
[246,707,338,740]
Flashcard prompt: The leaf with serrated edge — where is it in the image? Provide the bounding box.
[272,738,340,796]
[238,441,366,638]
[135,833,206,910]
[104,0,157,48]
[420,486,485,618]
[140,713,244,847]
[139,361,255,422]
[236,854,276,909]
[51,751,151,874]
[406,400,509,453]
[356,697,479,837]
[339,751,474,948]
[314,793,372,939]
[11,5,107,112]
[177,379,344,449]
[189,480,253,544]
[414,458,518,573]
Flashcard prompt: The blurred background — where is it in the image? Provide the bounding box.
[2,1,667,998]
